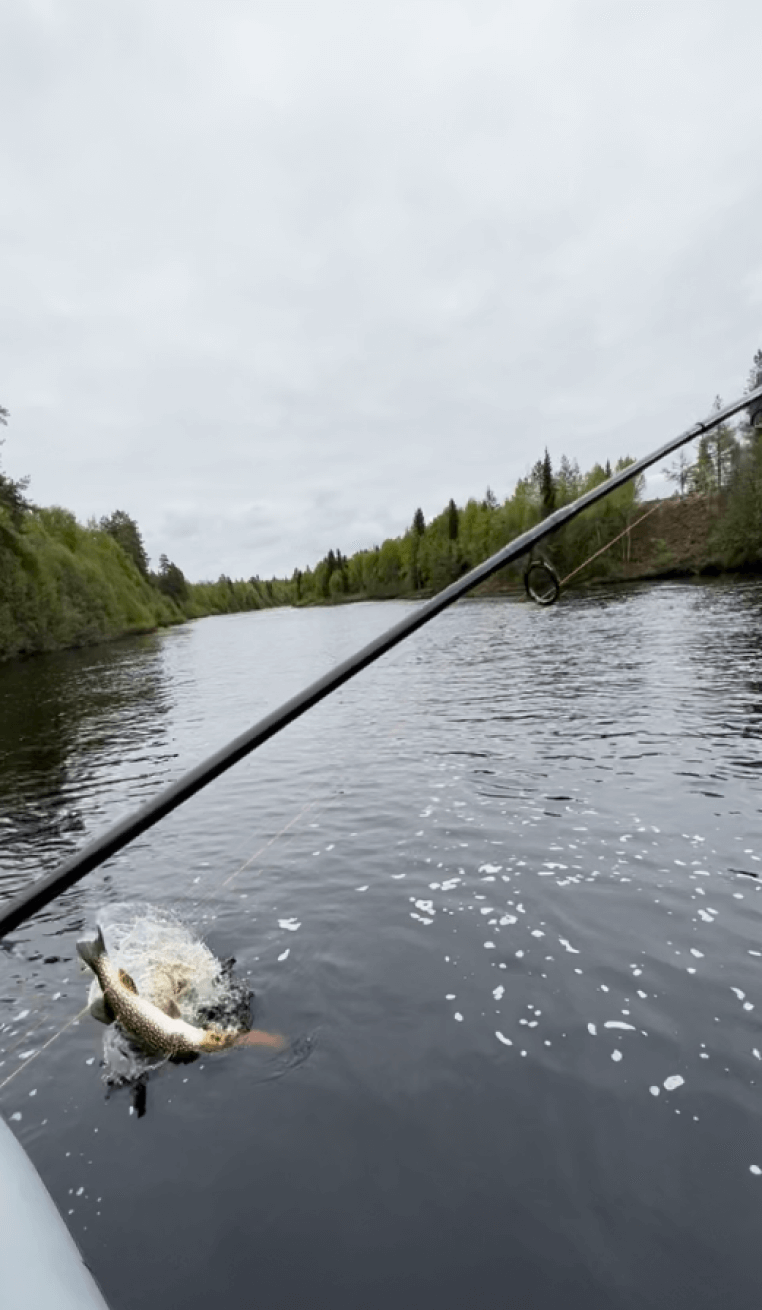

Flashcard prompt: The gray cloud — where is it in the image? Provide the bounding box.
[1,0,761,579]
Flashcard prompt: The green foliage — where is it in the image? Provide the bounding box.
[185,575,265,616]
[540,449,555,517]
[154,553,189,602]
[712,427,762,568]
[652,538,675,571]
[447,498,459,540]
[687,398,739,493]
[0,412,32,529]
[283,443,657,605]
[5,349,762,662]
[0,507,178,661]
[100,510,150,577]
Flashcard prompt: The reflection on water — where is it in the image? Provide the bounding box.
[0,635,174,897]
[0,580,761,1310]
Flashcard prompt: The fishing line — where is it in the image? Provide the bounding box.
[559,500,666,587]
[189,787,341,915]
[213,796,324,894]
[525,500,668,604]
[0,384,759,940]
[0,789,338,1099]
[0,1006,89,1095]
[2,1010,51,1057]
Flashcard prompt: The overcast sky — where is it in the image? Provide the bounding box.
[1,1,761,581]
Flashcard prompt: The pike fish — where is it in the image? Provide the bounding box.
[77,926,285,1058]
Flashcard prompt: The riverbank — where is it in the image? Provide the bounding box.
[475,493,753,596]
[0,492,756,665]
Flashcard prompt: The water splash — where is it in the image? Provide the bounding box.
[84,903,253,1089]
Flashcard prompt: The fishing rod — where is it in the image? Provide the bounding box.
[0,385,759,940]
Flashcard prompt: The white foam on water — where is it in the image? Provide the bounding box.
[663,1075,684,1091]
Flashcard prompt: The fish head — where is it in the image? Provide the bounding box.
[197,1026,237,1053]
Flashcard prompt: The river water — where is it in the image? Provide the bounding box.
[1,581,761,1310]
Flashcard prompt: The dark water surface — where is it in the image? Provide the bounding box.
[1,582,762,1309]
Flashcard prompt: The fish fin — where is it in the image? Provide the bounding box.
[158,998,181,1019]
[118,968,139,994]
[234,1029,287,1051]
[88,985,115,1025]
[76,925,107,972]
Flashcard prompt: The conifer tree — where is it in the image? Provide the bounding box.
[100,510,149,577]
[702,396,739,491]
[541,449,555,517]
[745,349,762,433]
[156,554,188,602]
[447,498,459,540]
[689,436,716,494]
[664,449,692,496]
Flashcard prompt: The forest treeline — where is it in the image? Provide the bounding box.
[285,349,762,604]
[0,348,760,661]
[0,404,288,661]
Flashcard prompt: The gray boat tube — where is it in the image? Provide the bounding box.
[0,385,759,942]
[0,1115,109,1309]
